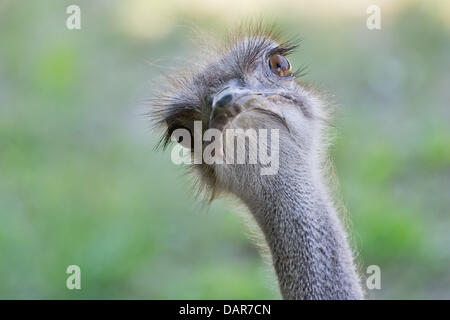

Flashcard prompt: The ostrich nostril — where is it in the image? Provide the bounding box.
[214,93,233,110]
[210,92,235,128]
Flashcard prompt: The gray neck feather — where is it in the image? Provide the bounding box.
[242,165,363,300]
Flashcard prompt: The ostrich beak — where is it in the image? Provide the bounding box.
[209,88,266,130]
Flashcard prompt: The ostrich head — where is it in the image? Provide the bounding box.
[151,26,327,204]
[150,25,363,300]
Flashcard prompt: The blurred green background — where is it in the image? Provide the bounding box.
[1,0,449,299]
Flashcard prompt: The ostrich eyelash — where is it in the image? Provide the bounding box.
[292,65,309,78]
[267,43,299,57]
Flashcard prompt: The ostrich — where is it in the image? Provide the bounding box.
[150,25,364,300]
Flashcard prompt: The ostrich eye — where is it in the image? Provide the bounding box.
[269,54,292,77]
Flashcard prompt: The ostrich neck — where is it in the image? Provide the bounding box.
[244,166,363,300]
